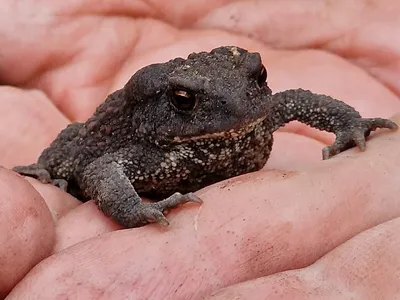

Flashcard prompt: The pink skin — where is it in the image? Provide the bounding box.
[0,0,400,299]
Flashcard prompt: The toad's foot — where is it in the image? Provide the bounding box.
[271,89,398,159]
[322,118,398,159]
[132,192,203,227]
[12,164,69,191]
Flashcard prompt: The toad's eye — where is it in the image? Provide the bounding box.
[257,65,267,87]
[170,89,197,112]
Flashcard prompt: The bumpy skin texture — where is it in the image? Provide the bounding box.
[13,46,398,228]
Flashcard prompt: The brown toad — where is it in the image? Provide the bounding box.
[13,46,398,228]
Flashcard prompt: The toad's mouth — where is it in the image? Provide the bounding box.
[171,116,267,143]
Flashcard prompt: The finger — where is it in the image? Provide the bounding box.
[0,168,55,297]
[0,86,69,167]
[206,216,400,299]
[7,115,400,299]
[196,0,400,49]
[0,87,80,216]
[25,177,81,220]
[267,132,323,169]
[196,0,400,95]
[53,201,120,252]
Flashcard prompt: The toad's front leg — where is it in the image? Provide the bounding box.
[80,155,202,228]
[270,89,398,159]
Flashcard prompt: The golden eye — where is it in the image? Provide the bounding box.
[170,90,197,111]
[257,65,267,87]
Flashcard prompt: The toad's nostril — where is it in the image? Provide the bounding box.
[221,100,227,105]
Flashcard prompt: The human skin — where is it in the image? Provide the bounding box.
[0,0,400,299]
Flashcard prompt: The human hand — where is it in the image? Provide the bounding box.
[1,0,400,299]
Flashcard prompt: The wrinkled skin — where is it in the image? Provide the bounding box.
[1,0,400,299]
